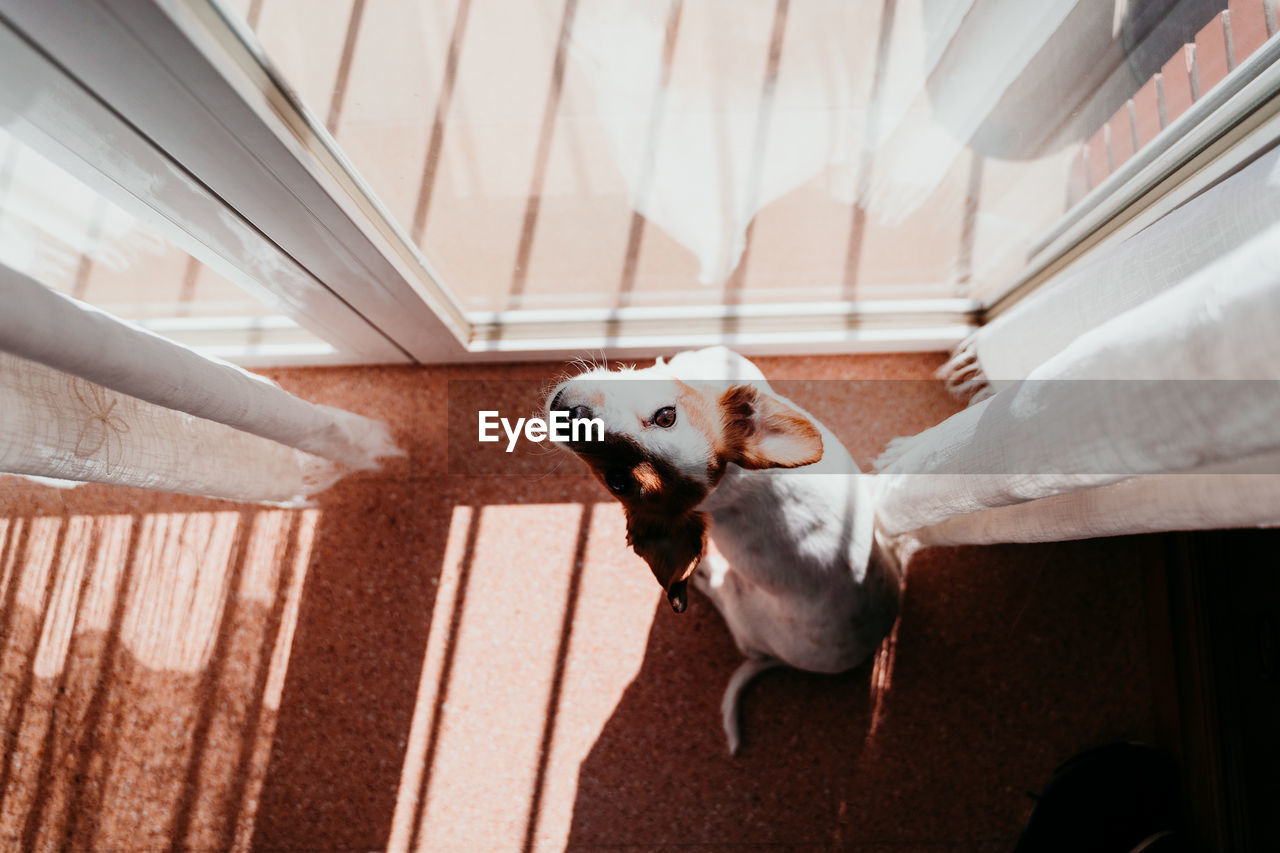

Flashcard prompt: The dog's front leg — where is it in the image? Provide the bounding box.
[691,549,730,598]
[692,550,761,661]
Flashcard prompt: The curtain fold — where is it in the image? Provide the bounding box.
[0,263,401,504]
[876,145,1280,545]
[0,352,345,503]
[895,452,1280,547]
[568,0,1092,284]
[1,264,397,470]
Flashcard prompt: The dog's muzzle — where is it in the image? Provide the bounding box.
[548,391,591,420]
[548,391,595,447]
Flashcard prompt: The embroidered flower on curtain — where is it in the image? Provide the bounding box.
[71,378,130,471]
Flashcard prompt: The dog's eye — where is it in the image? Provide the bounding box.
[653,406,676,428]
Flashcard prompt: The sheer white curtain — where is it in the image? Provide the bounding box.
[567,0,1094,284]
[873,144,1280,546]
[0,263,401,504]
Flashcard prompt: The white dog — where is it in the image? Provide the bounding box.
[548,346,901,754]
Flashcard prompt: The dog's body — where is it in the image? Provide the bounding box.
[549,346,900,753]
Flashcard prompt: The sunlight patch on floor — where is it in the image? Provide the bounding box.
[389,500,658,852]
[0,507,319,850]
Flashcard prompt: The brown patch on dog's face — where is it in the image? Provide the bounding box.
[631,461,663,493]
[674,382,721,450]
[570,432,708,509]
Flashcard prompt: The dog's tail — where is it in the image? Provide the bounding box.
[721,656,786,756]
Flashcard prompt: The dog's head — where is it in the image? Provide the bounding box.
[547,358,823,612]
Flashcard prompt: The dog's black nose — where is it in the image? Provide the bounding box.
[569,404,592,422]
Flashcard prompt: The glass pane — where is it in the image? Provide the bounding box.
[227,0,1264,311]
[0,126,335,363]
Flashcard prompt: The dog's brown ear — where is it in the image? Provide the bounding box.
[719,384,823,469]
[626,510,707,613]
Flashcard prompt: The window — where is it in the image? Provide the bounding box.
[2,0,1276,363]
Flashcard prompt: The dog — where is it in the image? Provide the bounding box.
[547,346,901,754]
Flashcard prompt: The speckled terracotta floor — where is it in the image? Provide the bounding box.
[0,353,1162,851]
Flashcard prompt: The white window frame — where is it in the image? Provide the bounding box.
[2,0,1277,364]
